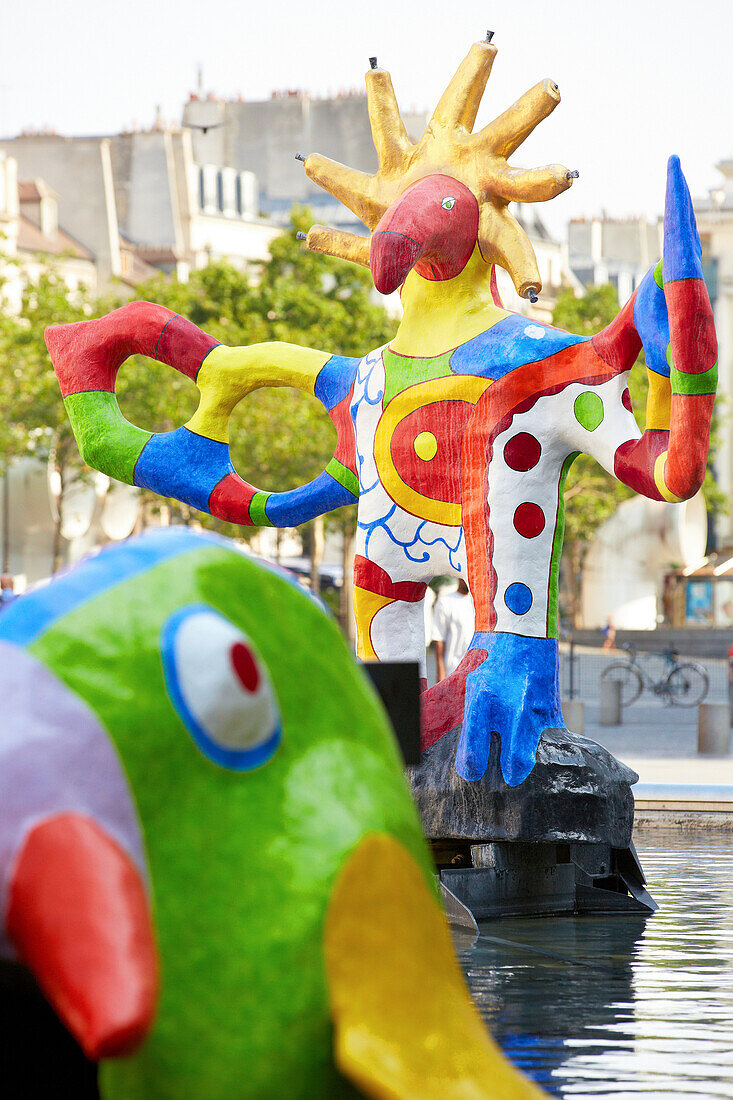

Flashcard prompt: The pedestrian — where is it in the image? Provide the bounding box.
[602,617,616,650]
[0,574,16,611]
[432,578,475,682]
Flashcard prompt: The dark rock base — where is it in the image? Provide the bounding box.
[408,726,656,917]
[408,725,638,847]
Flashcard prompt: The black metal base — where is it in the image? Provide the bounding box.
[436,839,656,920]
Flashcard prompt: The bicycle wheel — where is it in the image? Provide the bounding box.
[600,662,643,706]
[666,663,709,707]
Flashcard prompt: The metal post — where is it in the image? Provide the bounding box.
[599,679,622,726]
[562,698,585,735]
[698,703,731,754]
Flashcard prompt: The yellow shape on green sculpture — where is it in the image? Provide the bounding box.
[324,833,548,1100]
[414,431,438,461]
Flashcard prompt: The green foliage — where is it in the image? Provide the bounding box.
[552,284,619,338]
[0,268,90,469]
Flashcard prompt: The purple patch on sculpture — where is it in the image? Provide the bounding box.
[0,641,146,957]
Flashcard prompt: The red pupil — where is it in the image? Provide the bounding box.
[230,642,260,692]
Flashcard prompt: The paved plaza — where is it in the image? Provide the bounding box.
[560,646,733,786]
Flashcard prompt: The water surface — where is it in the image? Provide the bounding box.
[461,830,733,1098]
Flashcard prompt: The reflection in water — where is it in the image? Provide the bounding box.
[461,830,733,1098]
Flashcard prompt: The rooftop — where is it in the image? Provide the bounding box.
[16,214,92,260]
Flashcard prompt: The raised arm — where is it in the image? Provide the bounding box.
[45,302,360,527]
[578,156,717,502]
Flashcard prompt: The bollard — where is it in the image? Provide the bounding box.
[562,698,585,735]
[599,678,622,726]
[698,702,731,755]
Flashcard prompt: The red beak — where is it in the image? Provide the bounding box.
[370,174,479,295]
[6,813,158,1060]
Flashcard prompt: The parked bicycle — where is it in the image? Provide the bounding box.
[600,644,709,707]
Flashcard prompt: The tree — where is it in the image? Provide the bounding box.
[0,265,96,569]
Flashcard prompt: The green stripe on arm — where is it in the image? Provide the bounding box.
[666,342,718,396]
[325,457,359,499]
[249,492,273,527]
[64,391,152,485]
[670,360,718,397]
[547,451,579,640]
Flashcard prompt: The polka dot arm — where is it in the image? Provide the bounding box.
[570,158,716,505]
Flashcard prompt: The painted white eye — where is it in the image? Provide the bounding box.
[161,605,281,770]
[441,197,456,210]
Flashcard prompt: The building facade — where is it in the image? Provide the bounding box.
[695,161,733,543]
[0,129,280,290]
[0,153,97,311]
[568,215,662,305]
[182,88,428,231]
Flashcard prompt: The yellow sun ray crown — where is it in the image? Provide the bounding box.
[301,36,576,298]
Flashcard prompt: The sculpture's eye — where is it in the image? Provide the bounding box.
[441,196,456,210]
[160,605,281,770]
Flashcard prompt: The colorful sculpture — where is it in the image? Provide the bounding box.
[44,37,717,791]
[0,528,546,1099]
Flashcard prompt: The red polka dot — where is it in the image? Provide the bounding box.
[622,387,632,413]
[513,502,546,538]
[231,642,260,693]
[503,433,541,471]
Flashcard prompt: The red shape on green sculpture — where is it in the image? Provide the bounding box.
[230,642,260,693]
[6,812,157,1061]
[390,400,473,504]
[503,432,542,471]
[513,502,545,538]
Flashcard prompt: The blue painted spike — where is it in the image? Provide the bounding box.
[663,155,703,284]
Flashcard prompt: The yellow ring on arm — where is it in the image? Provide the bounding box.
[654,450,682,504]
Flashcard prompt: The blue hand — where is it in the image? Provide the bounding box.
[455,632,564,786]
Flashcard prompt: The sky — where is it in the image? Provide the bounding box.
[1,0,732,237]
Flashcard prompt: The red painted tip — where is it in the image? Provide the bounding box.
[7,813,158,1061]
[370,230,423,295]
